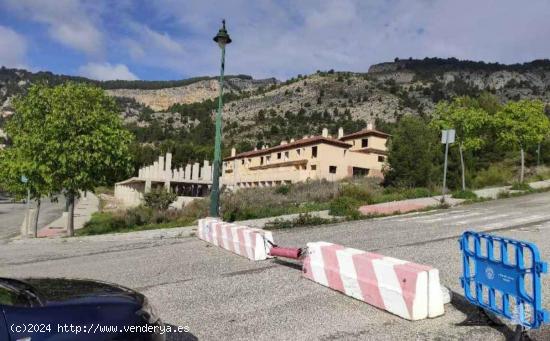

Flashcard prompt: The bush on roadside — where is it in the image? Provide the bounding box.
[264,213,336,230]
[472,164,514,188]
[339,184,372,203]
[143,188,177,210]
[496,190,511,199]
[451,189,477,199]
[274,184,291,195]
[510,182,532,191]
[329,196,360,216]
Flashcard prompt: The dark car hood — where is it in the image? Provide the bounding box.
[17,278,144,307]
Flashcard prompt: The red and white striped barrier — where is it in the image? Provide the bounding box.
[197,218,274,261]
[302,242,445,320]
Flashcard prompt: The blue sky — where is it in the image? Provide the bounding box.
[1,0,549,81]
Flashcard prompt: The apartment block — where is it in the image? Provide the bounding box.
[222,123,389,189]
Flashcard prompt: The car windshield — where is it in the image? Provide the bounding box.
[0,279,34,307]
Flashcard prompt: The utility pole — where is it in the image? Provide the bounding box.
[209,20,232,217]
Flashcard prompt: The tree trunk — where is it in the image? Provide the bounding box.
[32,198,41,238]
[459,143,466,191]
[67,194,75,236]
[520,148,525,183]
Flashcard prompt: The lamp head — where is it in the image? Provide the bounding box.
[213,19,232,48]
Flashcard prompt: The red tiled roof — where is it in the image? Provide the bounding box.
[339,129,390,141]
[224,136,351,161]
[352,147,388,155]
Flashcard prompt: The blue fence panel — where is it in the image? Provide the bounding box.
[460,231,549,329]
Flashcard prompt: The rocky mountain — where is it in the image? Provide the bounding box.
[219,58,550,147]
[106,77,278,111]
[0,66,277,115]
[2,58,550,157]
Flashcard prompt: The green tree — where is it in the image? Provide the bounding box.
[494,100,550,183]
[6,82,133,236]
[431,97,491,190]
[0,147,53,236]
[143,188,177,210]
[383,116,440,187]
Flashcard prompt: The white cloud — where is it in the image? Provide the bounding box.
[145,0,550,80]
[4,0,103,55]
[78,62,138,80]
[0,25,28,68]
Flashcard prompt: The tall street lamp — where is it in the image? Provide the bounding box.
[209,19,232,217]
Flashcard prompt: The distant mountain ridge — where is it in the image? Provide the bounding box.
[2,57,550,150]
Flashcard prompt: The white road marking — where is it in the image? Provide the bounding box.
[454,213,511,225]
[421,211,485,224]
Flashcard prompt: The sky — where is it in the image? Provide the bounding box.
[1,0,549,81]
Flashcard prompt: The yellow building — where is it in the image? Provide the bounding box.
[222,123,389,189]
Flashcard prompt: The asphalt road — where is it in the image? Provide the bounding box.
[0,195,65,240]
[1,192,550,340]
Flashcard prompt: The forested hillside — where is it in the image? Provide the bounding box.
[2,58,550,173]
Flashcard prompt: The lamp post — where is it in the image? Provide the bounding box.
[209,20,232,217]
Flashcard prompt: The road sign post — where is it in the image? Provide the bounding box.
[20,175,30,237]
[441,129,455,202]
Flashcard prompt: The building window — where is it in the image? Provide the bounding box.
[378,155,385,162]
[311,165,317,170]
[277,152,282,159]
[329,166,337,174]
[352,167,369,177]
[312,146,318,158]
[260,156,264,165]
[362,138,369,148]
[241,159,245,165]
[296,149,301,156]
[266,156,271,163]
[284,151,289,159]
[248,158,251,164]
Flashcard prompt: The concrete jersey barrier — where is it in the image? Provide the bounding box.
[302,241,445,320]
[197,218,274,261]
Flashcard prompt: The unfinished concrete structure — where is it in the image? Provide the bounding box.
[115,153,212,208]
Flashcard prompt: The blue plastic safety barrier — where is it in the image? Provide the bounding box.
[460,231,549,329]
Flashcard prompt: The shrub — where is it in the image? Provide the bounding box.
[264,213,335,230]
[181,198,209,219]
[497,190,511,199]
[510,182,532,191]
[125,206,154,226]
[143,188,177,210]
[472,164,514,188]
[451,190,477,199]
[274,184,291,195]
[329,196,360,216]
[340,185,372,203]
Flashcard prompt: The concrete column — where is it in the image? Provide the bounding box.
[165,153,172,174]
[159,156,165,177]
[192,162,200,180]
[138,168,144,178]
[153,161,160,179]
[179,167,184,181]
[145,180,152,192]
[185,164,191,180]
[203,160,212,181]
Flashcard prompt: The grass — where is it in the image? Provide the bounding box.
[510,182,532,191]
[264,213,339,230]
[451,189,478,199]
[471,163,514,188]
[77,199,208,236]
